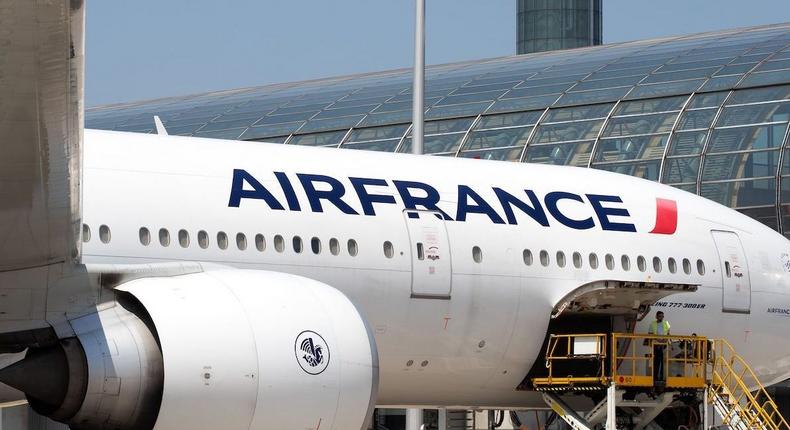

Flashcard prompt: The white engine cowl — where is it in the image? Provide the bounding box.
[121,270,378,430]
[3,270,379,430]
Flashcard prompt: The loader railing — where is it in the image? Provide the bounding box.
[611,333,708,389]
[530,333,790,430]
[531,333,608,388]
[709,338,790,430]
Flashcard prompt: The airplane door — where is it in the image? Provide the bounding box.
[711,230,751,313]
[404,210,452,299]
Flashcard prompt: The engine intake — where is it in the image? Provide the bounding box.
[0,294,163,429]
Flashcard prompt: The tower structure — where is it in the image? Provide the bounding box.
[517,0,602,54]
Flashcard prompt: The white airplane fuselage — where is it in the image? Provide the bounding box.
[80,129,790,409]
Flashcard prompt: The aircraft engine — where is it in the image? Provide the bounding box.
[0,270,378,430]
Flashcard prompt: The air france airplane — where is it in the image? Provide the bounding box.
[1,2,790,430]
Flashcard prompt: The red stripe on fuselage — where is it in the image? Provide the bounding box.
[649,198,677,235]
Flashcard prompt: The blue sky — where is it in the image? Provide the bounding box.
[86,1,790,106]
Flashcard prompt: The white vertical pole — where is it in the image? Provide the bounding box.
[437,408,447,430]
[406,408,423,430]
[412,0,425,155]
[606,383,617,430]
[406,8,426,429]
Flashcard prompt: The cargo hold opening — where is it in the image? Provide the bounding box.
[519,280,698,391]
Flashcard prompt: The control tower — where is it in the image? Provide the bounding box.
[517,0,602,54]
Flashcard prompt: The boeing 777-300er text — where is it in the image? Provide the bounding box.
[1,2,789,430]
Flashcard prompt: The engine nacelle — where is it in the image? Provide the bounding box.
[3,270,378,430]
[123,270,379,430]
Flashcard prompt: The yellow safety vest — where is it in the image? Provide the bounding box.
[649,320,670,335]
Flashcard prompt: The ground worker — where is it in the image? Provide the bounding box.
[647,311,670,385]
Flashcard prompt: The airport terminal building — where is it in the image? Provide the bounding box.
[88,23,790,236]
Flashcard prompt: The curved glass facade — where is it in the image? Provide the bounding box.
[87,23,790,234]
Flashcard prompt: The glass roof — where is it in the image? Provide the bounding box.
[87,23,790,235]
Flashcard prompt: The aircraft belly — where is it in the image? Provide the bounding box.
[371,273,550,406]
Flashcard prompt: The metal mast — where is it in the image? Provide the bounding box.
[411,0,425,155]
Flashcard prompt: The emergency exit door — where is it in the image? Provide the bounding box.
[404,210,452,299]
[711,230,751,313]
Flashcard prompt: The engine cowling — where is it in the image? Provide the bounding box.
[2,270,379,430]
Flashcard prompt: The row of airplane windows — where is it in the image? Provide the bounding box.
[469,245,705,276]
[83,224,706,276]
[82,224,364,257]
[515,248,706,276]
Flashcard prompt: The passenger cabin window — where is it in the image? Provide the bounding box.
[217,232,228,250]
[589,253,599,269]
[237,233,248,251]
[697,259,706,275]
[653,257,662,273]
[682,258,691,275]
[668,258,677,274]
[82,224,91,243]
[637,256,647,272]
[348,239,358,257]
[159,229,170,247]
[523,249,533,266]
[99,225,111,244]
[383,241,394,258]
[621,255,631,271]
[255,234,265,252]
[572,252,582,268]
[139,227,151,246]
[473,246,483,263]
[556,251,566,268]
[274,235,284,253]
[198,231,209,249]
[605,254,615,270]
[311,237,321,255]
[178,230,190,248]
[329,238,340,256]
[540,250,549,267]
[292,236,303,253]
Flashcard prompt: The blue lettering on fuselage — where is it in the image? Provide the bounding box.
[456,185,505,224]
[297,173,359,215]
[350,177,397,216]
[228,170,637,232]
[587,194,637,233]
[544,191,595,230]
[393,180,453,220]
[492,187,549,226]
[228,169,285,210]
